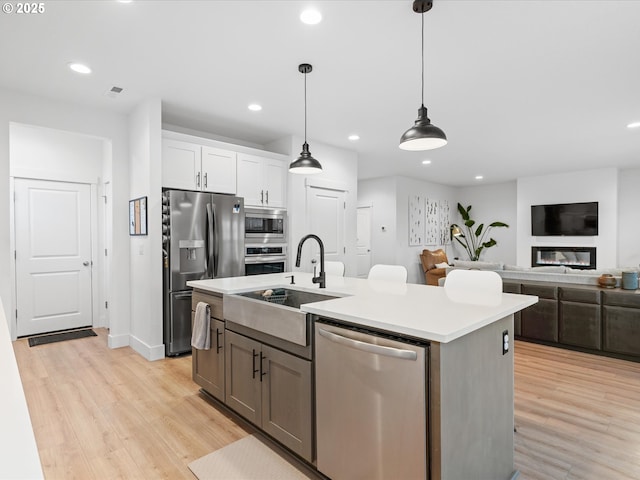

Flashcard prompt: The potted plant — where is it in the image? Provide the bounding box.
[451,203,509,261]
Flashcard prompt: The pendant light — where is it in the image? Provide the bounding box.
[289,63,323,174]
[399,0,447,151]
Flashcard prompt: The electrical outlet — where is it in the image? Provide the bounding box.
[502,330,509,355]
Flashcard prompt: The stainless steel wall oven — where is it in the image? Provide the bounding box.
[244,244,287,276]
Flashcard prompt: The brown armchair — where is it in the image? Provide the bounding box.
[419,249,449,286]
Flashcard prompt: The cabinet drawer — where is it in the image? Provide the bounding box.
[559,287,601,304]
[522,283,558,299]
[192,290,224,320]
[603,306,640,356]
[602,291,640,309]
[559,302,601,350]
[503,282,521,294]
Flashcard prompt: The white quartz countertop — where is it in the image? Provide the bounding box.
[0,298,44,479]
[188,272,537,343]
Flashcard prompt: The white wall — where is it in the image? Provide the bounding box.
[455,181,518,265]
[0,88,130,344]
[10,123,104,183]
[128,99,163,360]
[357,177,397,267]
[267,136,358,277]
[395,177,458,284]
[618,167,640,269]
[516,168,617,268]
[358,176,457,284]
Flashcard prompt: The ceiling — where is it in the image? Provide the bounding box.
[1,0,639,186]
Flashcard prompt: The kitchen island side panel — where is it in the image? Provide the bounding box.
[430,315,515,480]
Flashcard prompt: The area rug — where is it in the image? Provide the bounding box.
[188,434,313,480]
[28,328,97,347]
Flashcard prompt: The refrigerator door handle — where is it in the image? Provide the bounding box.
[206,203,215,278]
[211,202,218,277]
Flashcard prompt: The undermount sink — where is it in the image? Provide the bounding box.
[235,288,335,309]
[223,287,337,346]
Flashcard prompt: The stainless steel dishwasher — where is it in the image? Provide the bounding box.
[315,321,429,480]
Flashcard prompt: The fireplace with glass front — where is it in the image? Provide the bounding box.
[531,246,596,270]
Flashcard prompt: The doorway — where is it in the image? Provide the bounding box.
[14,178,93,337]
[356,206,372,277]
[305,185,346,272]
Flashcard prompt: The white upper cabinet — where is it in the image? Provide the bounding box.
[162,139,200,191]
[162,139,236,194]
[237,153,286,208]
[201,146,236,194]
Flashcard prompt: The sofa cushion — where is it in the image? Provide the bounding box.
[451,260,504,271]
[531,266,567,273]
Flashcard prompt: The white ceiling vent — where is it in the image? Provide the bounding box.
[104,86,123,98]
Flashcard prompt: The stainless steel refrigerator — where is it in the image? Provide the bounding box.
[162,190,245,356]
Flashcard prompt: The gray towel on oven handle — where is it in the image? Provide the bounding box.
[191,302,211,350]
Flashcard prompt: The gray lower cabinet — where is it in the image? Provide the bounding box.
[192,292,225,401]
[192,317,225,400]
[503,282,522,336]
[559,287,601,350]
[225,330,313,462]
[521,284,558,342]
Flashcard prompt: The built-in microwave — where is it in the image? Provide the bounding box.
[245,207,286,243]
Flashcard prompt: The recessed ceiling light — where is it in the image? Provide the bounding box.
[248,104,262,112]
[68,63,92,74]
[300,8,322,25]
[422,160,431,165]
[348,134,360,141]
[475,175,483,180]
[627,121,640,129]
[118,0,133,3]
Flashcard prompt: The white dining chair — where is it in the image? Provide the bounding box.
[367,264,408,283]
[324,261,345,276]
[444,269,503,306]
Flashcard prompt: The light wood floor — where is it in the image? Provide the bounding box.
[13,330,640,479]
[13,329,248,479]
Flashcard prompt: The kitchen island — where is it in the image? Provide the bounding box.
[188,272,537,480]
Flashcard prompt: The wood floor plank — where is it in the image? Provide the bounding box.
[13,330,640,479]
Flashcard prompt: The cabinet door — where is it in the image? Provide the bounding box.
[603,306,640,356]
[559,302,601,350]
[192,318,226,400]
[236,153,264,206]
[263,159,286,208]
[225,330,261,425]
[201,146,237,194]
[521,298,558,342]
[162,139,201,190]
[260,344,313,462]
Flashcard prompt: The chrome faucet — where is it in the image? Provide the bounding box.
[295,234,326,288]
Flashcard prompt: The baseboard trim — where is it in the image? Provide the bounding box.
[129,334,165,361]
[107,333,129,349]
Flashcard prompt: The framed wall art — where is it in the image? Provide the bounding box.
[129,196,147,236]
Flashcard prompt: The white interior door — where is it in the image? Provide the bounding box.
[356,206,372,277]
[306,186,346,273]
[15,179,93,337]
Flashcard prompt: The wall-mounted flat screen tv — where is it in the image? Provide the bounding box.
[531,202,598,236]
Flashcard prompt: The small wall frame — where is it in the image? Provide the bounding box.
[129,196,147,236]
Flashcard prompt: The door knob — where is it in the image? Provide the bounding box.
[83,261,90,266]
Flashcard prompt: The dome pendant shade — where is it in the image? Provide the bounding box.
[399,105,447,151]
[289,63,322,174]
[289,142,323,174]
[399,0,447,152]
